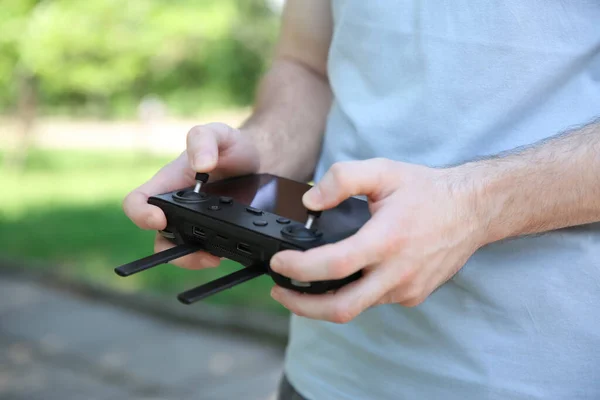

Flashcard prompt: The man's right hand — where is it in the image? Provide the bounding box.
[122,122,260,270]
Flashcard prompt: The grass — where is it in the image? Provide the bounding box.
[0,148,288,314]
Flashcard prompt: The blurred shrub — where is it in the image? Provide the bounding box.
[0,0,279,117]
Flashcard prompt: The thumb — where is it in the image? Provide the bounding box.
[303,159,391,210]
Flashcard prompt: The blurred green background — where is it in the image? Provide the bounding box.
[0,0,287,313]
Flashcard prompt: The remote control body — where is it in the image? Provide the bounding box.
[151,173,371,293]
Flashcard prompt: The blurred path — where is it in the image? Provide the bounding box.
[0,110,249,155]
[0,272,284,400]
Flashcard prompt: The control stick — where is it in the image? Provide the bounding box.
[193,173,209,193]
[304,209,322,230]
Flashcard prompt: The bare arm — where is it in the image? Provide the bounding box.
[268,118,600,321]
[461,117,600,244]
[240,0,334,181]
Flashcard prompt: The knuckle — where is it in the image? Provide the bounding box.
[371,157,391,169]
[204,121,230,132]
[205,122,238,141]
[397,268,419,288]
[187,122,237,147]
[187,123,217,139]
[379,231,404,258]
[399,284,424,307]
[400,295,425,308]
[290,308,306,318]
[186,124,204,138]
[330,304,356,324]
[186,126,205,146]
[378,292,398,305]
[328,254,353,278]
[370,157,396,188]
[329,162,351,186]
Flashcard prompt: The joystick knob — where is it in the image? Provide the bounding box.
[193,173,209,193]
[304,210,322,230]
[173,172,210,203]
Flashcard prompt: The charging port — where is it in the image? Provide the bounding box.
[236,242,252,255]
[192,227,206,238]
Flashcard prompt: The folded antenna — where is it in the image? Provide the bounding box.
[114,244,203,277]
[177,265,265,304]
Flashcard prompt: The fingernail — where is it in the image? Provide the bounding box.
[194,152,215,170]
[303,187,323,208]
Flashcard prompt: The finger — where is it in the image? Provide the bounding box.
[123,191,166,230]
[154,235,221,270]
[303,158,393,210]
[270,264,397,324]
[270,212,395,282]
[186,123,240,172]
[123,154,190,230]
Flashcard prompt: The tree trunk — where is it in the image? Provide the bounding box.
[4,71,37,171]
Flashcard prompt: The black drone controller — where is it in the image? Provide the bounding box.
[114,173,371,304]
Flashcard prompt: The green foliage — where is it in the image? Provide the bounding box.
[0,148,287,313]
[0,0,279,116]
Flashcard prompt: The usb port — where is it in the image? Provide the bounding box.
[192,227,206,238]
[236,242,252,255]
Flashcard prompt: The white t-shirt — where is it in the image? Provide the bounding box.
[284,1,600,399]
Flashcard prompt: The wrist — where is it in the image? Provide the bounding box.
[445,162,506,247]
[451,160,521,246]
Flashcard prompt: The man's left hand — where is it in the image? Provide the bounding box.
[269,158,487,323]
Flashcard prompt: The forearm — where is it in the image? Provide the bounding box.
[457,118,600,244]
[240,58,331,181]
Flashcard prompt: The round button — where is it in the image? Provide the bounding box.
[253,220,268,226]
[276,217,290,224]
[209,205,221,211]
[246,207,263,216]
[219,196,233,204]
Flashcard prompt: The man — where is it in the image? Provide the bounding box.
[123,1,600,399]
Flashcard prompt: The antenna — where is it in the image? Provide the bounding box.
[114,244,203,277]
[177,265,265,304]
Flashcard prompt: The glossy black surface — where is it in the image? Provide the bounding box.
[203,174,370,232]
[204,175,311,222]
